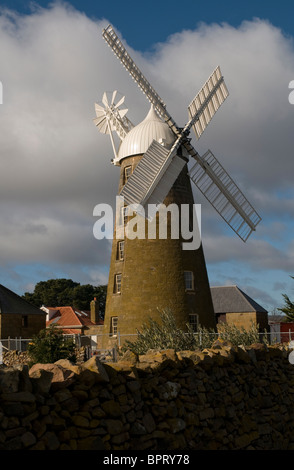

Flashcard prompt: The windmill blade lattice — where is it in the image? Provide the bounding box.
[188,150,262,241]
[93,90,133,139]
[188,66,229,140]
[102,25,180,137]
[120,139,186,215]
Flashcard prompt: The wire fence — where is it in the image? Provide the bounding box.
[0,327,291,357]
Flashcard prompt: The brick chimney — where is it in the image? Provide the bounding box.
[90,297,100,324]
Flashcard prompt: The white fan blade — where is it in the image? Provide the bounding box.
[102,92,109,108]
[118,108,128,119]
[111,90,117,105]
[114,95,125,109]
[95,103,107,117]
[93,116,110,134]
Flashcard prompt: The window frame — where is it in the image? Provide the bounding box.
[184,271,194,291]
[114,273,122,294]
[124,165,132,184]
[117,240,125,260]
[110,316,118,336]
[189,313,198,332]
[121,206,129,226]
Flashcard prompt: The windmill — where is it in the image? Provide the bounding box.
[94,25,261,346]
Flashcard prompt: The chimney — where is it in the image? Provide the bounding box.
[90,297,100,323]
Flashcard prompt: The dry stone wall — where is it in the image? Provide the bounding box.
[1,342,294,450]
[2,347,88,368]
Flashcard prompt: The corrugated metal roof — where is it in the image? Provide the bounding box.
[116,105,175,163]
[211,285,268,314]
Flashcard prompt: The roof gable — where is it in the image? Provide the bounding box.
[211,285,268,314]
[46,306,102,330]
[0,284,45,315]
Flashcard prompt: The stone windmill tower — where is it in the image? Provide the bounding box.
[94,26,261,347]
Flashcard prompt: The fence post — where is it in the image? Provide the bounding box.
[112,348,117,362]
[0,341,3,364]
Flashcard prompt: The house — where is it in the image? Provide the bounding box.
[210,285,269,332]
[268,315,294,343]
[0,283,46,339]
[41,297,104,348]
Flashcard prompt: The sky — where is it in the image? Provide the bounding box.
[0,0,294,314]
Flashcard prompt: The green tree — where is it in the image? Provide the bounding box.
[278,276,294,321]
[23,279,79,307]
[27,325,76,365]
[23,278,107,317]
[91,285,107,320]
[72,284,107,315]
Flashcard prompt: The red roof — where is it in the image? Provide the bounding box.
[46,306,103,334]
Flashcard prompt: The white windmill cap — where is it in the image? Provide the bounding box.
[115,105,175,163]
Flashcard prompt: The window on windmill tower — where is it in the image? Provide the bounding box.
[184,271,194,290]
[189,314,198,332]
[111,316,118,336]
[121,206,128,226]
[114,273,122,294]
[124,165,132,184]
[117,240,125,260]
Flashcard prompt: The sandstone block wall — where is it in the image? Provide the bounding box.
[1,342,294,450]
[103,156,215,349]
[225,312,268,332]
[0,313,46,339]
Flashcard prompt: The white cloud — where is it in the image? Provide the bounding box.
[0,3,293,307]
[204,235,294,272]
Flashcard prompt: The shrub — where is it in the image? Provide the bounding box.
[27,325,76,365]
[217,321,261,346]
[123,309,216,355]
[123,310,265,355]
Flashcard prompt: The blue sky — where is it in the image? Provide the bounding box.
[3,1,294,50]
[0,0,294,314]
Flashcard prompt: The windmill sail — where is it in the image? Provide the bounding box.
[102,25,180,136]
[188,66,229,140]
[188,150,261,241]
[120,139,186,216]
